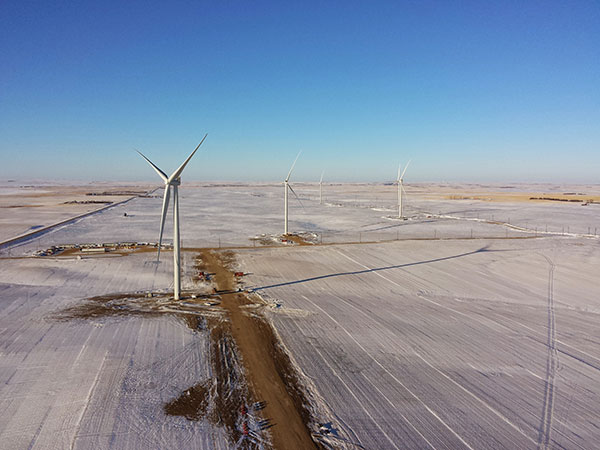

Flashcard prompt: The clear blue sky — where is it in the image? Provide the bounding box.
[1,1,598,183]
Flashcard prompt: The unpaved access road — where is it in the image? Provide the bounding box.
[198,250,318,450]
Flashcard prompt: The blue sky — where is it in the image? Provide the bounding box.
[1,1,598,182]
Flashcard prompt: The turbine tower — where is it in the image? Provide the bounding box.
[137,134,207,300]
[397,160,410,219]
[284,152,301,235]
[319,170,324,205]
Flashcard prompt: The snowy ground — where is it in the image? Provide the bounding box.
[0,182,153,244]
[0,252,235,449]
[3,182,600,256]
[0,182,599,449]
[238,237,600,449]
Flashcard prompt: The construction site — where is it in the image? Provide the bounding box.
[1,181,599,449]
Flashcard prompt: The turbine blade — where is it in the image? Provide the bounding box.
[168,134,208,183]
[319,170,324,184]
[137,150,168,182]
[285,151,302,182]
[157,184,170,262]
[288,184,305,211]
[400,159,411,180]
[397,164,401,182]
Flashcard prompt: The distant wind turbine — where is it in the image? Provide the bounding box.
[319,170,324,205]
[397,160,410,219]
[284,151,302,235]
[137,134,207,300]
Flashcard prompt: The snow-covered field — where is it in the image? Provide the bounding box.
[0,252,235,449]
[4,182,600,256]
[0,182,599,449]
[0,182,153,244]
[238,237,600,448]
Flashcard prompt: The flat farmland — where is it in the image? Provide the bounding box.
[238,237,600,449]
[0,183,153,243]
[0,253,233,449]
[1,182,599,449]
[6,182,600,257]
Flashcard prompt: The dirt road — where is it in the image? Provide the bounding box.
[198,250,318,450]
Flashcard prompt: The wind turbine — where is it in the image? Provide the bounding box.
[397,160,410,219]
[137,134,207,300]
[319,170,324,205]
[284,151,302,235]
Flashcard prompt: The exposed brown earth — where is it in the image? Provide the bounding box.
[165,320,251,445]
[58,295,254,445]
[283,234,312,246]
[55,292,164,320]
[198,249,319,450]
[164,380,211,421]
[55,249,320,449]
[442,192,600,203]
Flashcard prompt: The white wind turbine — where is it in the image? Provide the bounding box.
[284,151,302,235]
[137,134,207,300]
[397,160,410,219]
[319,170,324,205]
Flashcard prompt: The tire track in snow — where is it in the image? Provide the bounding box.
[360,371,437,449]
[332,246,576,448]
[333,246,600,373]
[268,262,387,449]
[327,290,536,445]
[69,350,107,450]
[303,291,474,450]
[538,255,558,449]
[306,332,402,449]
[26,407,52,450]
[411,351,537,445]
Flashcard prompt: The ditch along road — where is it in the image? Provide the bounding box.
[197,249,318,450]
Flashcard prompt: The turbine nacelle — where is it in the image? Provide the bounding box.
[397,160,411,184]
